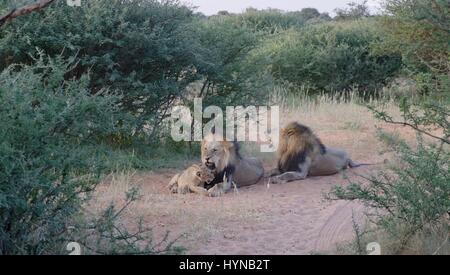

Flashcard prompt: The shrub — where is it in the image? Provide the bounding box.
[328,85,449,254]
[192,14,272,107]
[334,0,372,20]
[248,19,402,94]
[0,55,174,254]
[330,132,449,252]
[328,0,449,254]
[373,0,449,98]
[235,7,330,34]
[0,0,201,136]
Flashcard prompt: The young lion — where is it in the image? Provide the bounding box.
[168,164,215,196]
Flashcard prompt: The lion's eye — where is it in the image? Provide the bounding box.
[196,172,201,177]
[213,149,217,152]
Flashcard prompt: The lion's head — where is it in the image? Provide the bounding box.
[168,164,215,194]
[201,133,240,173]
[188,164,215,187]
[277,122,326,173]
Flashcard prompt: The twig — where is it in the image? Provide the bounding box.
[380,119,449,145]
[432,233,449,255]
[0,0,56,28]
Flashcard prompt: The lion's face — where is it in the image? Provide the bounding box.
[202,141,226,170]
[191,164,215,186]
[201,134,235,172]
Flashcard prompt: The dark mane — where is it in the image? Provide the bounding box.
[277,122,327,173]
[293,122,327,154]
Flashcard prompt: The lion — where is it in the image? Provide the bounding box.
[201,133,264,197]
[269,121,369,184]
[168,164,215,196]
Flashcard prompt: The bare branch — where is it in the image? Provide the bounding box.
[380,119,450,145]
[0,0,56,27]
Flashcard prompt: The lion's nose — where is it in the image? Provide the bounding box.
[205,157,210,162]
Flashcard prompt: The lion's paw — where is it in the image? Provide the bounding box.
[208,186,224,197]
[269,176,287,185]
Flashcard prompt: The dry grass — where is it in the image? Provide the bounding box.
[332,220,450,255]
[247,89,405,164]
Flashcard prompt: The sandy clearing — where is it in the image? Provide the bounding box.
[93,164,378,255]
[91,104,421,255]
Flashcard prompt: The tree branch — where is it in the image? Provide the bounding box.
[381,119,450,145]
[0,0,56,27]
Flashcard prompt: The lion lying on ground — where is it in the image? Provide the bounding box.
[270,121,369,184]
[201,133,264,197]
[168,164,215,196]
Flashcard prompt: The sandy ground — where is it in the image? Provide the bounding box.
[93,145,408,254]
[94,163,380,254]
[91,103,422,255]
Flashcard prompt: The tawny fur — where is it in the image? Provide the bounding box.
[201,134,238,174]
[270,121,363,184]
[168,164,215,196]
[277,122,325,173]
[201,133,264,196]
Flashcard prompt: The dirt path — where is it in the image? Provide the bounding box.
[189,170,369,255]
[94,164,376,255]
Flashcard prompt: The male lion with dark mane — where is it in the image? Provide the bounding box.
[270,121,368,184]
[201,133,264,197]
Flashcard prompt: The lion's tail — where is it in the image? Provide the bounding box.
[349,159,388,168]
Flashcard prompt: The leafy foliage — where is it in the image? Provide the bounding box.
[249,20,402,94]
[330,132,449,253]
[192,14,270,107]
[0,56,171,255]
[0,0,200,136]
[375,0,449,97]
[334,0,372,20]
[235,7,330,34]
[329,0,449,254]
[0,1,404,115]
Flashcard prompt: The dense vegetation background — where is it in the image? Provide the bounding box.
[0,0,448,254]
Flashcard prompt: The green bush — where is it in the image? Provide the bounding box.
[192,14,272,107]
[377,0,449,78]
[327,0,449,254]
[235,8,330,34]
[0,1,404,121]
[334,0,371,20]
[248,19,402,94]
[0,0,200,136]
[0,55,172,254]
[375,0,449,99]
[329,131,449,253]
